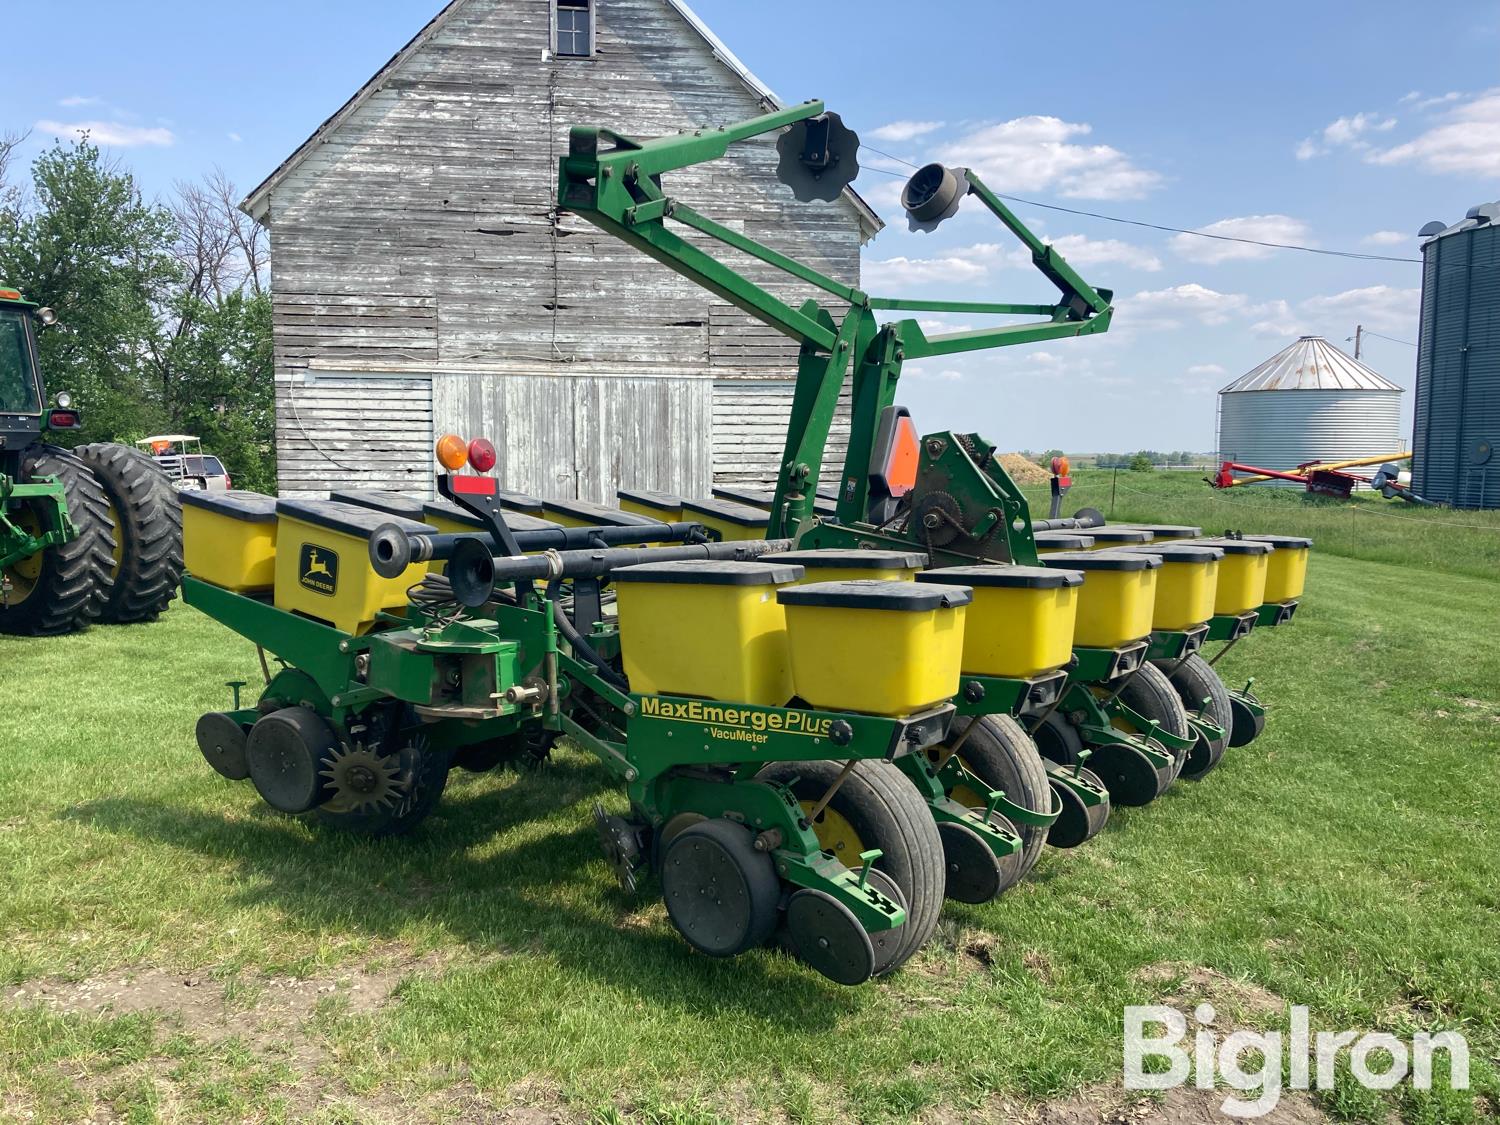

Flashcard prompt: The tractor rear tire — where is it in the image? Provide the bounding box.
[758,759,944,976]
[0,444,114,636]
[937,714,1052,883]
[75,443,183,624]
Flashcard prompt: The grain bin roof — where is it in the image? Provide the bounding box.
[1219,336,1401,394]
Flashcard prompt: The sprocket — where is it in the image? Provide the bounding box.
[908,490,965,546]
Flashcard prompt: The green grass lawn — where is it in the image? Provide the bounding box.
[2,472,1498,1123]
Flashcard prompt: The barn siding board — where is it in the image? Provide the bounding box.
[275,373,434,497]
[257,0,869,499]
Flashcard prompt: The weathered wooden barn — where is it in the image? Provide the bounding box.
[243,0,880,501]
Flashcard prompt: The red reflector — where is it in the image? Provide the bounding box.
[47,410,80,429]
[467,437,497,473]
[450,474,498,496]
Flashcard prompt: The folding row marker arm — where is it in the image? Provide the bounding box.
[558,99,1113,545]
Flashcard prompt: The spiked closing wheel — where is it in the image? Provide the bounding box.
[785,889,876,986]
[937,821,1005,904]
[661,818,780,958]
[1087,741,1172,807]
[594,803,644,894]
[319,744,404,814]
[195,712,249,781]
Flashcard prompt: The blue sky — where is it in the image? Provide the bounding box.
[7,0,1499,453]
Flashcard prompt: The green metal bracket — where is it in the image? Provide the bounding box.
[894,754,1022,860]
[0,475,73,570]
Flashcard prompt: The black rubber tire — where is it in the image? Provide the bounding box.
[662,818,781,958]
[312,737,451,838]
[939,714,1052,883]
[758,759,944,976]
[75,443,182,624]
[1115,663,1193,779]
[1032,709,1087,768]
[0,444,113,636]
[1155,654,1232,779]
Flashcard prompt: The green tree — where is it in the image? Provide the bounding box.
[1128,451,1155,472]
[0,137,179,443]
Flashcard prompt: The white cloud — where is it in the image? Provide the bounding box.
[1366,88,1500,176]
[1322,112,1397,146]
[1188,363,1226,376]
[34,119,176,148]
[228,132,243,144]
[1299,285,1419,335]
[1362,230,1409,246]
[59,95,103,108]
[862,255,988,291]
[1247,286,1420,339]
[1123,283,1250,328]
[1295,111,1397,159]
[904,366,966,382]
[1169,215,1313,264]
[868,120,944,143]
[933,116,1161,201]
[1414,92,1464,111]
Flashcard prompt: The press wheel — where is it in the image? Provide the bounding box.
[758,759,943,975]
[936,714,1052,883]
[937,821,1005,905]
[785,889,876,986]
[1229,694,1267,747]
[1046,766,1111,848]
[1108,663,1193,782]
[1156,654,1232,779]
[195,712,249,781]
[661,818,780,958]
[1088,741,1172,807]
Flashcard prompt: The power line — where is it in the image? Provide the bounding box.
[1363,330,1417,347]
[860,143,1422,265]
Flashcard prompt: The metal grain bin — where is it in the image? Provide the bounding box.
[1216,337,1403,480]
[1413,202,1500,509]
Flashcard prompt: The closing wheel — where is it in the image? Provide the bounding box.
[1155,654,1231,779]
[313,734,451,838]
[661,818,780,958]
[74,443,183,624]
[1046,767,1112,848]
[861,868,909,977]
[1229,694,1267,747]
[758,759,943,975]
[937,714,1052,883]
[1088,741,1172,807]
[246,707,341,813]
[195,712,249,781]
[1110,663,1194,781]
[937,820,1005,904]
[785,889,876,986]
[0,445,113,636]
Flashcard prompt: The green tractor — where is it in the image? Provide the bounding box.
[0,286,183,635]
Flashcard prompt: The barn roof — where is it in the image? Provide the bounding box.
[1219,336,1402,394]
[240,0,883,239]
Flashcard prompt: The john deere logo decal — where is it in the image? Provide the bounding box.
[299,545,338,596]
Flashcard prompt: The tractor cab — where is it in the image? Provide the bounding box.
[1,290,51,451]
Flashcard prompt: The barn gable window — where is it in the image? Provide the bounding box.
[554,0,593,58]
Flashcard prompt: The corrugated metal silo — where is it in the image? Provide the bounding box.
[1216,336,1403,476]
[1413,200,1500,508]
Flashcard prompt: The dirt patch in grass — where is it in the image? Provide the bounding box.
[1137,962,1286,1020]
[3,947,448,1053]
[1008,1085,1330,1123]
